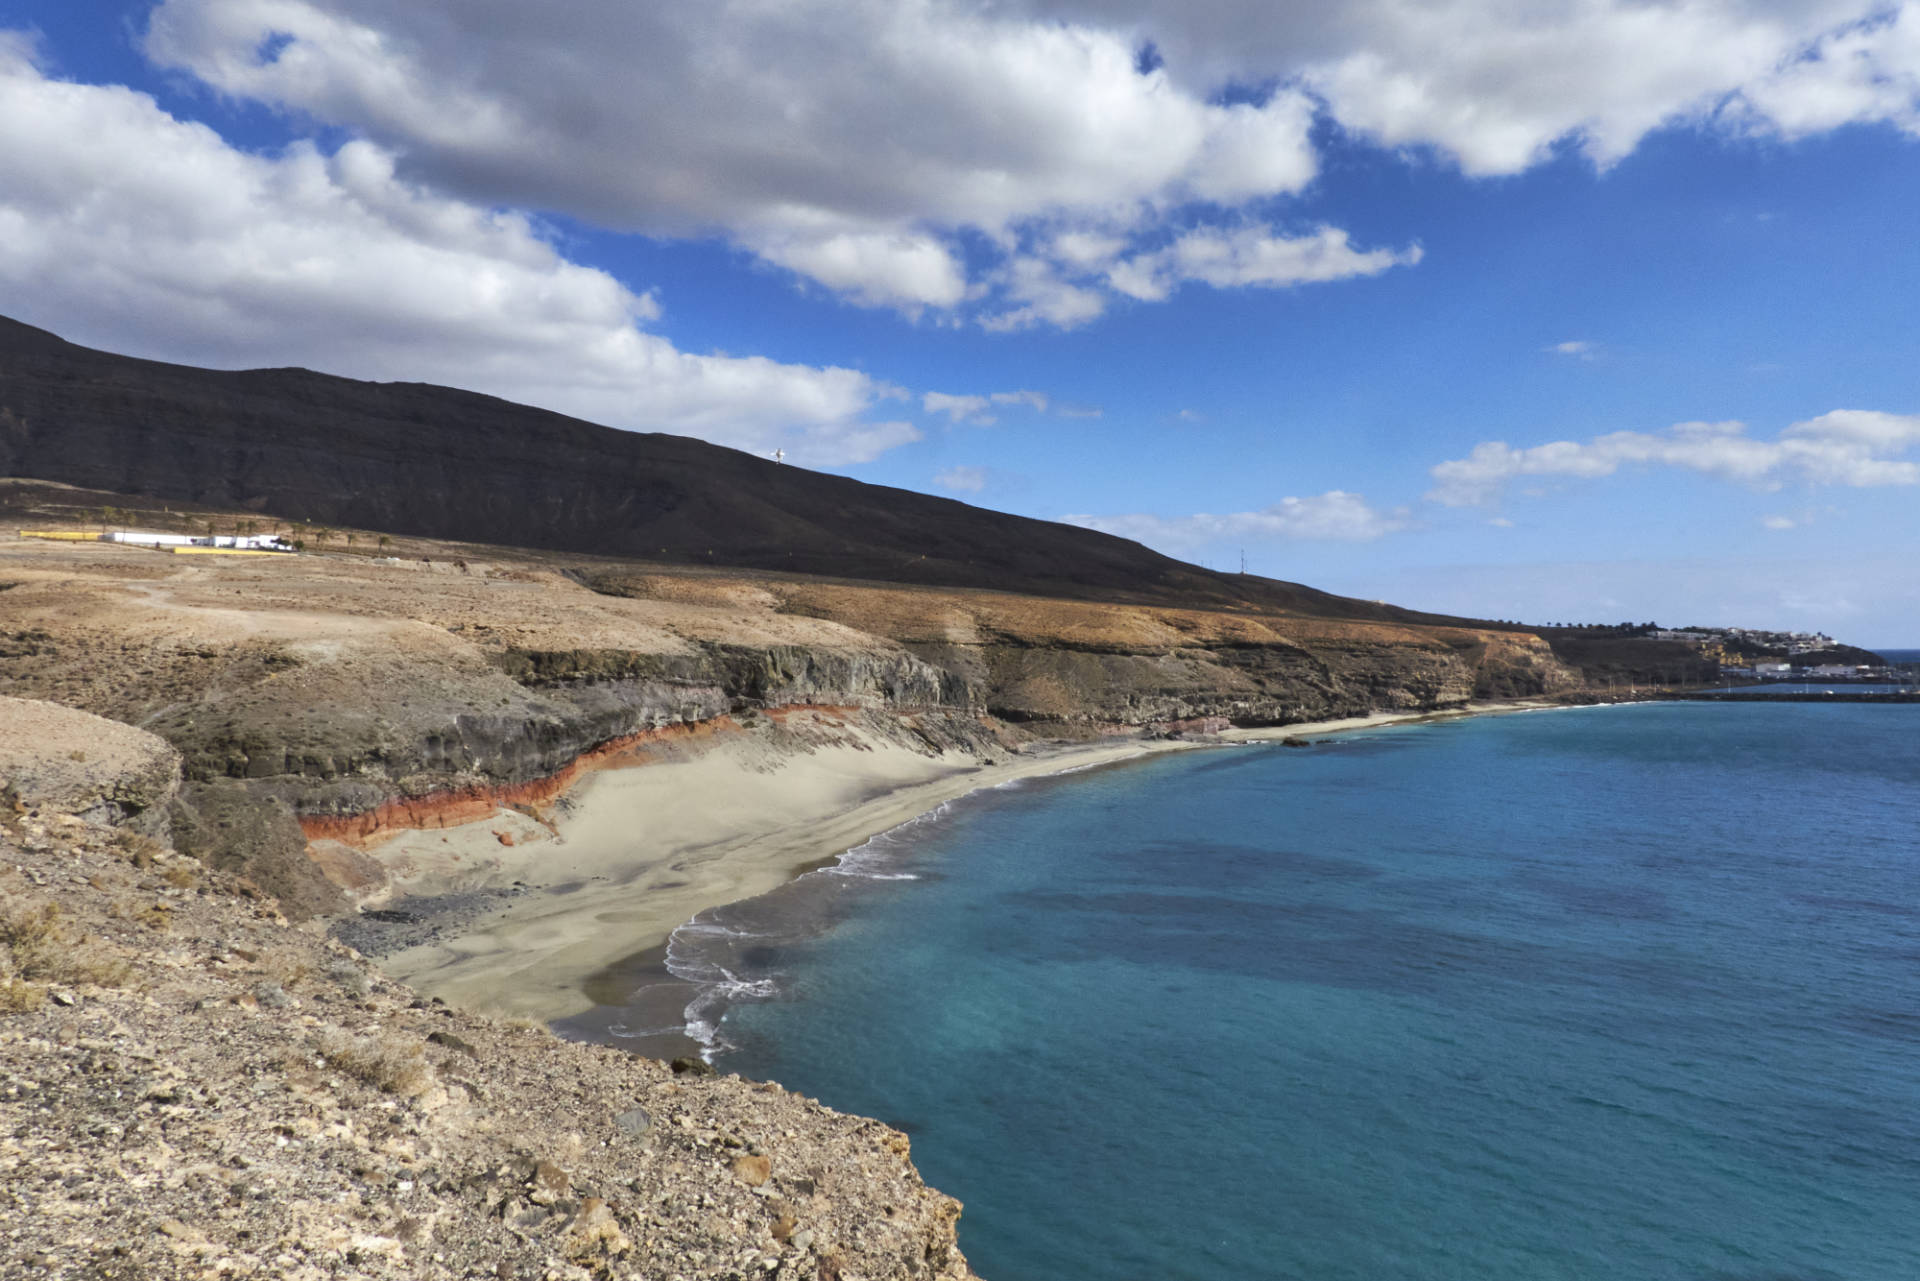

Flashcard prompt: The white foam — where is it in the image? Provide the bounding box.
[606,1018,694,1040]
[672,920,767,940]
[824,797,960,879]
[680,967,779,1057]
[661,753,1126,1055]
[828,837,922,880]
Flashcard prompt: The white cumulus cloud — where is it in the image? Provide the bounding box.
[1107,225,1421,303]
[1050,0,1912,172]
[136,0,1409,325]
[934,465,989,493]
[1064,491,1410,548]
[138,1,1920,327]
[0,36,915,465]
[14,0,1916,343]
[1733,6,1920,139]
[981,256,1118,331]
[752,227,968,311]
[924,392,996,424]
[924,388,1055,423]
[1428,411,1920,506]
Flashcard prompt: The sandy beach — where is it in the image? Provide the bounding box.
[353,699,1558,1021]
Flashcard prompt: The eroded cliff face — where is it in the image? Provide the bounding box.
[497,641,975,714]
[745,577,1586,733]
[0,537,1583,866]
[920,635,1477,728]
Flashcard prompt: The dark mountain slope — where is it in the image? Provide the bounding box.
[0,315,1456,621]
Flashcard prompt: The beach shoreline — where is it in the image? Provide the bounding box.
[347,698,1565,1023]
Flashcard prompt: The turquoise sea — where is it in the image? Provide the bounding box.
[651,703,1920,1280]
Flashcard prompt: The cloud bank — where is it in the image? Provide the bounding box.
[1065,491,1410,547]
[1062,406,1920,558]
[1428,411,1920,506]
[131,0,1422,326]
[923,389,1054,425]
[0,35,913,464]
[934,465,989,493]
[136,0,1920,328]
[1342,553,1920,644]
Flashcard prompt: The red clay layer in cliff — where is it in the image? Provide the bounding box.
[297,716,742,847]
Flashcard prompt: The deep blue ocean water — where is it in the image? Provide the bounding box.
[672,703,1920,1281]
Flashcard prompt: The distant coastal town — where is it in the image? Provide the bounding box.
[1649,626,1885,680]
[1526,620,1912,684]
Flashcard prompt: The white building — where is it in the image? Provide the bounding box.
[102,530,291,551]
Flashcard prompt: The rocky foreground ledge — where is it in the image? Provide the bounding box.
[1,701,976,1281]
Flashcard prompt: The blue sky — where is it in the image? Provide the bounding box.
[4,1,1919,643]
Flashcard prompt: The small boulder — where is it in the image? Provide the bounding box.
[567,1198,631,1258]
[731,1154,772,1187]
[325,960,370,998]
[529,1159,571,1205]
[427,1030,478,1058]
[0,697,181,839]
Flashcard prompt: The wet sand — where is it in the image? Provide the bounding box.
[362,701,1555,1020]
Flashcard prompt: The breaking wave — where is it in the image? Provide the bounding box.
[663,754,1142,1056]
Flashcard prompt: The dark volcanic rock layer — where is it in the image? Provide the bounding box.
[0,314,1458,621]
[912,635,1480,726]
[144,639,992,822]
